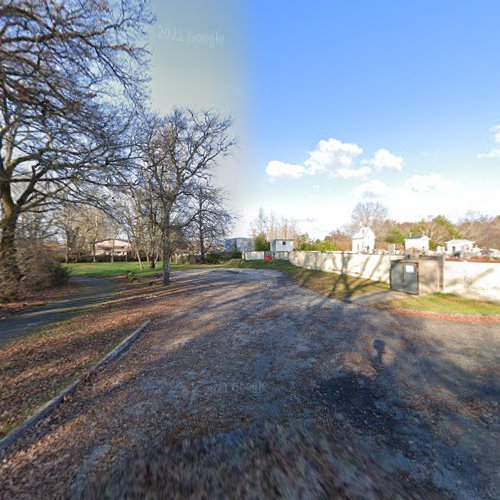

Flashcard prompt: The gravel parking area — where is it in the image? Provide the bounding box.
[1,268,499,498]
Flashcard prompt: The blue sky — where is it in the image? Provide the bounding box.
[149,1,500,237]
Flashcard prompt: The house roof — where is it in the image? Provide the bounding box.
[95,238,130,244]
[272,238,294,242]
[406,236,430,240]
[352,227,375,239]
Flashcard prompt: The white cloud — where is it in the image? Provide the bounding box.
[492,124,500,144]
[362,148,404,171]
[303,138,363,174]
[405,173,455,193]
[355,179,393,198]
[477,124,500,159]
[336,166,372,179]
[265,138,364,179]
[477,149,500,159]
[265,160,307,179]
[265,139,406,181]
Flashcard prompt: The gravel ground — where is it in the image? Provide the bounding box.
[1,268,499,499]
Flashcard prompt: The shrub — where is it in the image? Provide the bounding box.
[17,243,70,293]
[204,253,224,264]
[204,252,241,264]
[254,233,270,251]
[299,240,337,251]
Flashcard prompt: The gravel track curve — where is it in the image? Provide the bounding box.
[1,268,498,499]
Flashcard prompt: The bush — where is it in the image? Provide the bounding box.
[18,243,70,293]
[299,241,337,251]
[254,233,269,251]
[204,252,241,264]
[204,253,224,264]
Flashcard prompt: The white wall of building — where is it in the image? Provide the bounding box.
[271,239,294,252]
[404,237,430,252]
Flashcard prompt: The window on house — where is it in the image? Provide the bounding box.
[282,241,286,246]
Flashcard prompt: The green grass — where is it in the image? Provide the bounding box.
[229,259,388,300]
[385,292,500,315]
[64,261,205,278]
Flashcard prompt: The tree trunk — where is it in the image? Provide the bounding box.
[149,256,155,269]
[135,249,144,270]
[199,220,205,263]
[0,212,22,300]
[162,229,171,285]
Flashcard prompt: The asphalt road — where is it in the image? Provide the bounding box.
[0,277,117,346]
[1,268,499,498]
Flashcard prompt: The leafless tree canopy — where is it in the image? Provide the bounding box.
[0,0,151,298]
[134,109,236,284]
[250,208,300,242]
[190,185,233,261]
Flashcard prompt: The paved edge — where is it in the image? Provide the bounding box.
[0,320,151,451]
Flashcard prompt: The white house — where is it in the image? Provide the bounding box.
[351,227,375,253]
[404,235,430,253]
[224,237,255,253]
[95,238,131,257]
[446,239,475,256]
[271,239,294,252]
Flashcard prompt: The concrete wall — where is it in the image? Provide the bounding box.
[443,261,500,302]
[273,251,290,261]
[242,251,266,261]
[289,251,400,283]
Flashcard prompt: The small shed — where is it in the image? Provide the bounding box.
[351,227,375,253]
[271,239,294,252]
[390,256,443,295]
[404,236,430,253]
[446,239,475,257]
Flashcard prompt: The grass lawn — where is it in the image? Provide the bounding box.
[64,261,206,278]
[384,292,500,315]
[230,259,388,300]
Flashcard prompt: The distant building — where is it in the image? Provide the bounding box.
[351,227,375,253]
[271,239,294,252]
[404,235,430,253]
[224,237,254,253]
[446,239,475,257]
[95,238,131,257]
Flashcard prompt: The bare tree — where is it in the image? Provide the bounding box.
[137,109,236,285]
[457,211,494,244]
[0,0,151,298]
[54,205,117,262]
[350,202,389,238]
[191,185,233,262]
[250,208,300,242]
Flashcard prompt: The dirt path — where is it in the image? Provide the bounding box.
[1,268,499,498]
[0,277,118,346]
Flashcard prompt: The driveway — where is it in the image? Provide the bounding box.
[0,277,118,346]
[1,268,499,498]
